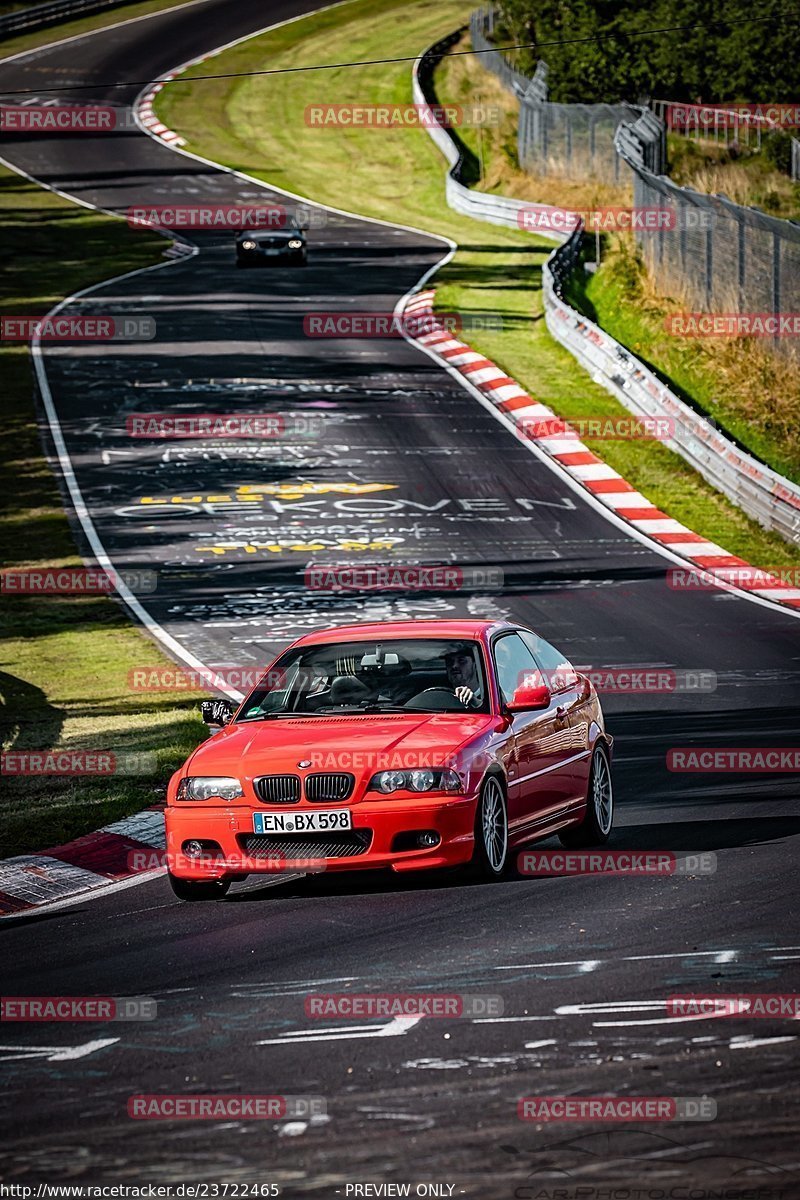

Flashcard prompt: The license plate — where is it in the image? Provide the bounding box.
[253,809,352,834]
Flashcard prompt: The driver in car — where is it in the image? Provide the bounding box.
[445,648,483,709]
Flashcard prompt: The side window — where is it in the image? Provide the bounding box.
[242,660,298,718]
[492,633,541,705]
[519,630,577,693]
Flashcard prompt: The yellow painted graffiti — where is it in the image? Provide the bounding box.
[196,539,403,557]
[238,483,396,498]
[139,482,397,505]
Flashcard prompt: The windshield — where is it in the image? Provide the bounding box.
[238,638,490,719]
[239,217,301,237]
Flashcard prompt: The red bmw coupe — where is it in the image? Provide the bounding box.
[164,620,613,900]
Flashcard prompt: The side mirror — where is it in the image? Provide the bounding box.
[201,698,236,727]
[506,682,551,713]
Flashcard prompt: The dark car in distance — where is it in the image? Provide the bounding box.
[235,222,307,267]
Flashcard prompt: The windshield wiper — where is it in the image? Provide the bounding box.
[240,705,448,719]
[357,704,420,713]
[353,704,457,714]
[296,704,410,715]
[238,712,302,721]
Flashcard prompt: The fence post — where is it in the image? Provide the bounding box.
[680,208,687,274]
[705,223,713,309]
[772,230,781,350]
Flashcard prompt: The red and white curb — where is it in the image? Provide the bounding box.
[0,809,165,916]
[404,290,800,613]
[137,73,186,145]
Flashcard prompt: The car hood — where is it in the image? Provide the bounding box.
[188,712,493,784]
[239,229,301,241]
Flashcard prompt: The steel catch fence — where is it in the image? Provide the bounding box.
[470,7,664,183]
[616,113,800,359]
[651,99,800,181]
[471,5,800,359]
[414,30,800,546]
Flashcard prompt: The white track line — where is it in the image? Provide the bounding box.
[136,13,800,622]
[26,248,247,693]
[129,0,460,243]
[0,30,250,695]
[4,0,797,755]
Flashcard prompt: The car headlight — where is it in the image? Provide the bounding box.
[240,240,256,250]
[287,239,303,249]
[368,768,462,795]
[176,776,243,801]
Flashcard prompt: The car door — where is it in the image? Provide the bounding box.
[492,631,578,838]
[519,629,593,810]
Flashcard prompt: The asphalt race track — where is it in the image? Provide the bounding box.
[1,0,799,1192]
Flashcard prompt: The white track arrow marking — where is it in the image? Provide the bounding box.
[256,1015,422,1045]
[0,1038,119,1062]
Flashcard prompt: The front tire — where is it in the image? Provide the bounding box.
[168,872,231,901]
[471,775,509,879]
[559,743,613,848]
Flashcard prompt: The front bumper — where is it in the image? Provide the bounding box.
[165,795,476,879]
[236,248,305,265]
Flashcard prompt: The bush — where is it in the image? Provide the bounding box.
[763,131,794,176]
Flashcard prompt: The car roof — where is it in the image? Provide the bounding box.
[292,619,515,646]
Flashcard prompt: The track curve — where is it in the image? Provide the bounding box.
[1,1,799,1190]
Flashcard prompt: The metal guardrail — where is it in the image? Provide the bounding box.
[542,238,800,546]
[412,33,567,241]
[0,0,131,37]
[414,33,800,547]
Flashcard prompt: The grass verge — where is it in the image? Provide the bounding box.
[566,239,800,486]
[0,165,205,859]
[156,0,798,569]
[438,32,632,211]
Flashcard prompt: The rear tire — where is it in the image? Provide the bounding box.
[471,775,509,879]
[168,872,231,901]
[559,743,613,848]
